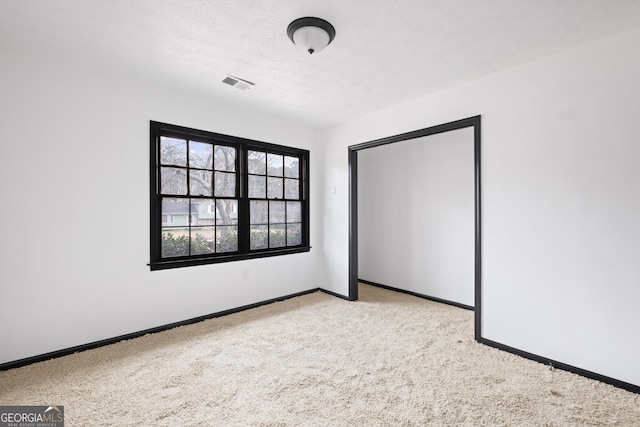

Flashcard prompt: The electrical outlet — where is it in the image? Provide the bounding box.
[242,269,249,280]
[331,185,337,195]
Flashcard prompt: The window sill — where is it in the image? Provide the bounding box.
[149,246,311,271]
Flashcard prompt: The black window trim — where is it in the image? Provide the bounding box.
[149,121,310,271]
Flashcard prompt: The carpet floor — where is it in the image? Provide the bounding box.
[1,284,638,426]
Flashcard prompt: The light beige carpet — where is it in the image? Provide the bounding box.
[1,284,638,426]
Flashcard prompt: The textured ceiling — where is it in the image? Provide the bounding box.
[2,0,640,128]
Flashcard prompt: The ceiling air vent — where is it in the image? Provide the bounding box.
[221,75,255,91]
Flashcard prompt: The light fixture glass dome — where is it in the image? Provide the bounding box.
[287,17,336,55]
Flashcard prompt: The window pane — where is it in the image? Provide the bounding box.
[284,156,299,178]
[214,145,236,172]
[248,175,266,198]
[267,177,283,199]
[269,201,286,224]
[214,172,235,197]
[162,198,190,226]
[189,170,212,196]
[284,178,299,199]
[161,228,190,257]
[161,167,187,195]
[217,226,238,252]
[189,141,213,169]
[191,227,215,255]
[286,202,302,223]
[250,200,268,224]
[190,199,215,226]
[216,199,238,225]
[160,137,187,166]
[250,225,268,250]
[248,150,266,174]
[267,153,283,176]
[287,223,302,246]
[269,224,286,248]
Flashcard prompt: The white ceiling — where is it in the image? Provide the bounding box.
[3,0,640,128]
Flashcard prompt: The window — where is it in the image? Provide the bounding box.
[150,121,310,270]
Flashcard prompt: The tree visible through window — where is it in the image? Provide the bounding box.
[150,121,309,270]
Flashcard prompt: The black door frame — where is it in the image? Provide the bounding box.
[348,115,482,340]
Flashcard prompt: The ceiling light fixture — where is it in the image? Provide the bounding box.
[287,17,336,55]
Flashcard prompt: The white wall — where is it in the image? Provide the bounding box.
[0,45,321,364]
[358,129,475,306]
[321,28,640,387]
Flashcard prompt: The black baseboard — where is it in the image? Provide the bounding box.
[0,288,321,372]
[359,279,474,310]
[319,288,353,301]
[479,338,640,395]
